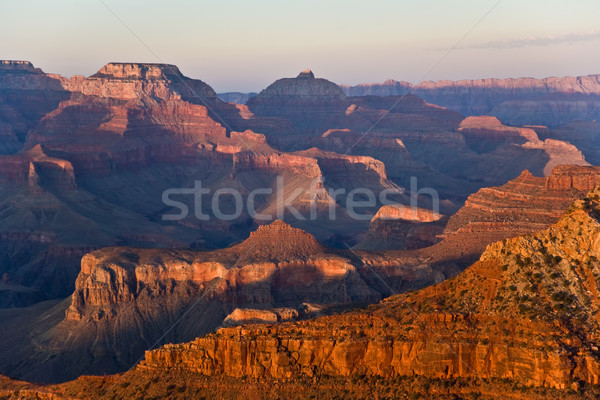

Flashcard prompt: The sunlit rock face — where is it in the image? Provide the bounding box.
[143,188,600,390]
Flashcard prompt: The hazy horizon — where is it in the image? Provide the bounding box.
[2,0,599,92]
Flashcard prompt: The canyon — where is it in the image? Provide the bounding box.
[132,188,600,391]
[6,182,600,398]
[2,164,600,384]
[1,60,600,397]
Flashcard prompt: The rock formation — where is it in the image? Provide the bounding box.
[135,187,600,390]
[0,220,446,382]
[442,165,600,252]
[341,74,600,127]
[355,205,446,251]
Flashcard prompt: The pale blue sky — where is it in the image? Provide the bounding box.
[1,0,599,92]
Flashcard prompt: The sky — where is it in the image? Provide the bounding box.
[1,0,599,92]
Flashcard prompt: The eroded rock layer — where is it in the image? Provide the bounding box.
[140,187,600,390]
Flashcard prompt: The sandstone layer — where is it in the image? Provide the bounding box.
[138,187,600,390]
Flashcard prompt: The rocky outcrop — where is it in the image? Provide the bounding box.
[0,220,448,382]
[458,115,540,152]
[442,166,600,257]
[456,116,588,175]
[222,307,299,327]
[60,63,218,102]
[232,152,322,178]
[547,120,600,165]
[140,187,600,390]
[246,70,349,137]
[457,116,589,173]
[250,69,346,101]
[0,61,70,151]
[372,204,442,223]
[0,145,76,186]
[353,204,446,251]
[545,164,600,190]
[233,220,325,260]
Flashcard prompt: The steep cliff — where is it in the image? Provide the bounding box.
[0,221,444,382]
[355,204,446,251]
[0,61,70,152]
[443,165,600,252]
[139,187,600,390]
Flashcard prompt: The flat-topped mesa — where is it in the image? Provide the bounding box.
[545,164,600,191]
[0,60,38,73]
[235,220,325,260]
[63,62,218,101]
[90,62,185,81]
[458,115,540,144]
[372,204,442,223]
[0,60,66,93]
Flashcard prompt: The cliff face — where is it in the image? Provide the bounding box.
[443,165,600,252]
[141,188,600,390]
[545,165,600,191]
[357,165,600,254]
[0,61,70,152]
[1,220,447,382]
[340,75,600,127]
[547,120,600,165]
[61,63,218,102]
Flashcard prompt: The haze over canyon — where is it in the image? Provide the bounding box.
[1,59,600,399]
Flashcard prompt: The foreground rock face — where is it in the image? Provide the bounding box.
[142,188,600,389]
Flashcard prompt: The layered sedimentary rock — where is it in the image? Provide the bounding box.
[0,61,69,151]
[0,220,446,382]
[222,307,299,327]
[458,115,539,151]
[356,205,446,251]
[341,74,600,126]
[455,116,588,176]
[545,164,600,191]
[372,204,442,223]
[140,187,600,390]
[248,70,464,141]
[58,63,218,102]
[2,62,444,307]
[443,165,600,251]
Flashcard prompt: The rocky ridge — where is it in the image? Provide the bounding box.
[0,220,443,382]
[138,187,600,390]
[340,74,600,126]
